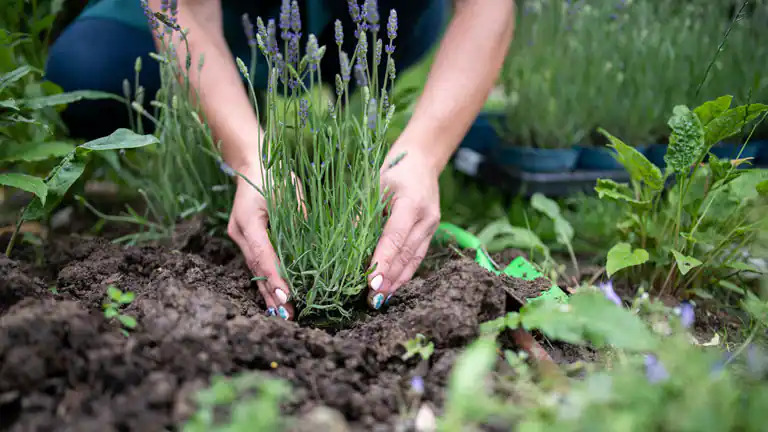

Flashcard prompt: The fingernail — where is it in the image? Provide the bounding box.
[372,293,384,310]
[275,289,288,304]
[371,274,383,291]
[267,307,276,317]
[384,294,392,306]
[278,306,289,320]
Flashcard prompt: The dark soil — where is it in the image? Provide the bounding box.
[0,232,576,431]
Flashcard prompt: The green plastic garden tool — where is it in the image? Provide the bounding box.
[434,222,568,304]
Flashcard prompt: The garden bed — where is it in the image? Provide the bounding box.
[0,227,587,431]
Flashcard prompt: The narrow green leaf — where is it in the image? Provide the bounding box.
[606,243,649,277]
[691,288,714,300]
[594,179,652,210]
[693,95,733,126]
[670,249,702,275]
[79,128,159,151]
[0,65,35,92]
[0,173,47,205]
[724,261,761,274]
[598,128,664,190]
[22,90,123,110]
[718,279,745,295]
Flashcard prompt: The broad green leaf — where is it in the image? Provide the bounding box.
[594,178,652,210]
[22,150,86,221]
[103,308,118,319]
[691,288,714,300]
[0,65,35,92]
[477,219,548,255]
[598,128,664,190]
[107,285,123,301]
[22,90,123,110]
[665,105,706,174]
[670,249,702,275]
[520,291,657,351]
[80,128,159,151]
[118,315,137,329]
[0,141,75,162]
[704,104,768,146]
[708,153,743,188]
[693,95,733,126]
[741,292,768,328]
[119,291,135,304]
[531,193,573,243]
[606,243,649,277]
[0,99,19,110]
[725,261,762,273]
[0,173,47,204]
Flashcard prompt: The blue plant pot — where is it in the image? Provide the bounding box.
[756,140,768,166]
[709,141,762,161]
[497,145,581,173]
[644,143,668,169]
[458,112,505,156]
[577,145,649,171]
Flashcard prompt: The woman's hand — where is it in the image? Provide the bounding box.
[365,146,441,309]
[227,164,304,320]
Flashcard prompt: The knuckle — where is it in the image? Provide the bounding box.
[384,230,407,252]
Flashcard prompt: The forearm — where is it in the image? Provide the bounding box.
[147,0,264,174]
[394,0,515,174]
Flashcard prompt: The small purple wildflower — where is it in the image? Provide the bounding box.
[334,19,344,46]
[387,9,397,40]
[299,99,309,127]
[410,375,424,394]
[644,354,669,383]
[242,14,256,48]
[679,301,695,328]
[290,0,301,34]
[340,52,351,82]
[354,63,367,87]
[279,0,291,40]
[597,280,622,306]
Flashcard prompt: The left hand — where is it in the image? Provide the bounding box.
[366,146,442,309]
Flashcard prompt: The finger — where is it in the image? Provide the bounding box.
[228,223,279,314]
[240,223,293,319]
[382,216,437,295]
[290,172,308,220]
[367,198,417,297]
[390,237,432,295]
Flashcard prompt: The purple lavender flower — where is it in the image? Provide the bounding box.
[410,375,424,394]
[340,51,351,83]
[367,98,377,130]
[290,0,301,34]
[387,57,396,80]
[679,301,695,328]
[348,0,361,24]
[644,354,669,383]
[382,92,389,111]
[267,19,279,57]
[374,38,382,66]
[242,14,256,48]
[140,0,159,33]
[364,0,380,32]
[279,0,291,40]
[160,0,169,13]
[334,19,344,47]
[597,280,622,306]
[299,99,309,127]
[306,34,319,70]
[356,31,368,66]
[385,41,395,55]
[219,160,235,177]
[354,63,367,87]
[387,9,398,40]
[256,17,267,46]
[328,100,336,119]
[287,33,300,64]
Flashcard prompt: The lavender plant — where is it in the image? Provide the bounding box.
[234,1,400,322]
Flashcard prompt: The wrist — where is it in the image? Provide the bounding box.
[390,124,456,176]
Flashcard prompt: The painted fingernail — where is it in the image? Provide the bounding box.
[372,293,384,310]
[267,307,276,317]
[275,289,288,304]
[371,274,383,291]
[278,306,289,320]
[384,294,392,306]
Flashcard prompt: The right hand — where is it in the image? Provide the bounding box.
[227,164,303,321]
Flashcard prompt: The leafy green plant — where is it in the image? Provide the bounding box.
[102,284,137,336]
[1,128,159,256]
[594,95,768,299]
[401,333,435,361]
[183,372,291,432]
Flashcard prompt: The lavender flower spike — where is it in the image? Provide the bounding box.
[290,0,301,34]
[644,354,669,383]
[354,63,367,87]
[242,14,256,48]
[367,98,377,130]
[597,280,622,306]
[334,19,344,47]
[299,99,309,128]
[364,0,380,32]
[348,0,361,24]
[279,0,291,40]
[340,51,351,83]
[387,9,398,40]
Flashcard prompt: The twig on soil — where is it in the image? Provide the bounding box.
[510,328,568,389]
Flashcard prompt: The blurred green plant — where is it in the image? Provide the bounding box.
[183,372,291,432]
[102,284,137,337]
[594,95,768,300]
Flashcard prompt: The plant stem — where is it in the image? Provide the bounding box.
[4,208,26,258]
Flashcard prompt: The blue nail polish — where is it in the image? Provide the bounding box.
[372,293,384,310]
[267,307,276,317]
[278,306,289,320]
[384,294,392,306]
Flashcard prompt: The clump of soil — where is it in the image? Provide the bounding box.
[0,235,561,431]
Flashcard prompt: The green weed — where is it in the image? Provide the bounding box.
[402,334,435,361]
[102,284,137,337]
